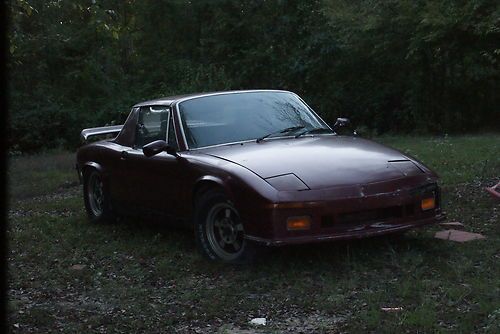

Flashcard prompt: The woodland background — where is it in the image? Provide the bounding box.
[8,0,500,152]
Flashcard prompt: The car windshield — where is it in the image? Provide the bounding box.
[178,91,328,149]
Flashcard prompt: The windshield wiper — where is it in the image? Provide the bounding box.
[294,127,332,138]
[256,126,305,143]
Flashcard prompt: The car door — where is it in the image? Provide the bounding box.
[120,105,183,217]
[106,107,139,212]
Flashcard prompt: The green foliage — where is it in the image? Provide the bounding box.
[8,0,500,152]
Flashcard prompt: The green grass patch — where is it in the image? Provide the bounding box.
[8,150,77,200]
[7,135,500,333]
[377,134,500,185]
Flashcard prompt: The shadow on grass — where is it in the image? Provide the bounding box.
[110,214,445,273]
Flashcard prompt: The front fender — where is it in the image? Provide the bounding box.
[187,153,279,239]
[212,161,279,239]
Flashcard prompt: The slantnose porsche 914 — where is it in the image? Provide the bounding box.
[76,90,444,263]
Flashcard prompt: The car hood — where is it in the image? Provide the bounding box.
[200,136,425,190]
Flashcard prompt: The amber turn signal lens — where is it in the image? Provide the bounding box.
[421,197,436,211]
[287,216,312,231]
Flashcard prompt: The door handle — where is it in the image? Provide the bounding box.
[120,151,129,160]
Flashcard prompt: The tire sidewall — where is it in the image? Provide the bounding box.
[194,191,254,264]
[83,169,114,224]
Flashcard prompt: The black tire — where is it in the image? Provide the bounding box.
[83,169,116,224]
[194,190,259,264]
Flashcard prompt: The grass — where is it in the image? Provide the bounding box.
[7,134,500,333]
[7,150,77,199]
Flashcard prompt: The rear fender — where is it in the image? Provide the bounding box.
[83,161,104,174]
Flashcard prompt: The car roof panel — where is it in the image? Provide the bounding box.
[132,89,290,107]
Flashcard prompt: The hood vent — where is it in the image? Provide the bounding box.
[388,160,424,176]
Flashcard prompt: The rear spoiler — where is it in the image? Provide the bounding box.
[80,125,123,143]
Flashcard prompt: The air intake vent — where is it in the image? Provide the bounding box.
[321,215,335,228]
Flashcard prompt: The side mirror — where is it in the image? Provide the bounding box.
[333,117,350,131]
[143,140,178,157]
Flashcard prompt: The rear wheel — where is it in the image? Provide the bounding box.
[83,169,116,224]
[194,190,258,264]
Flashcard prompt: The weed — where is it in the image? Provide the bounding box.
[7,135,500,332]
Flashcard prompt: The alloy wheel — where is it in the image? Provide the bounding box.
[205,203,245,261]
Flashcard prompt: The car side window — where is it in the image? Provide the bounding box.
[135,106,169,149]
[167,112,179,150]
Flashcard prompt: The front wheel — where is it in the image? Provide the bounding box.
[194,190,258,264]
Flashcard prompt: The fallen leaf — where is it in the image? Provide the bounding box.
[70,264,87,270]
[381,307,403,312]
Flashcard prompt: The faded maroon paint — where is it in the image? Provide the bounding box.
[77,90,444,246]
[201,136,434,189]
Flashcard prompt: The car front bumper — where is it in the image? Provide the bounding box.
[242,177,444,246]
[246,213,445,246]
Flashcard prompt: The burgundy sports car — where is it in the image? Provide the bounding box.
[77,90,444,263]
